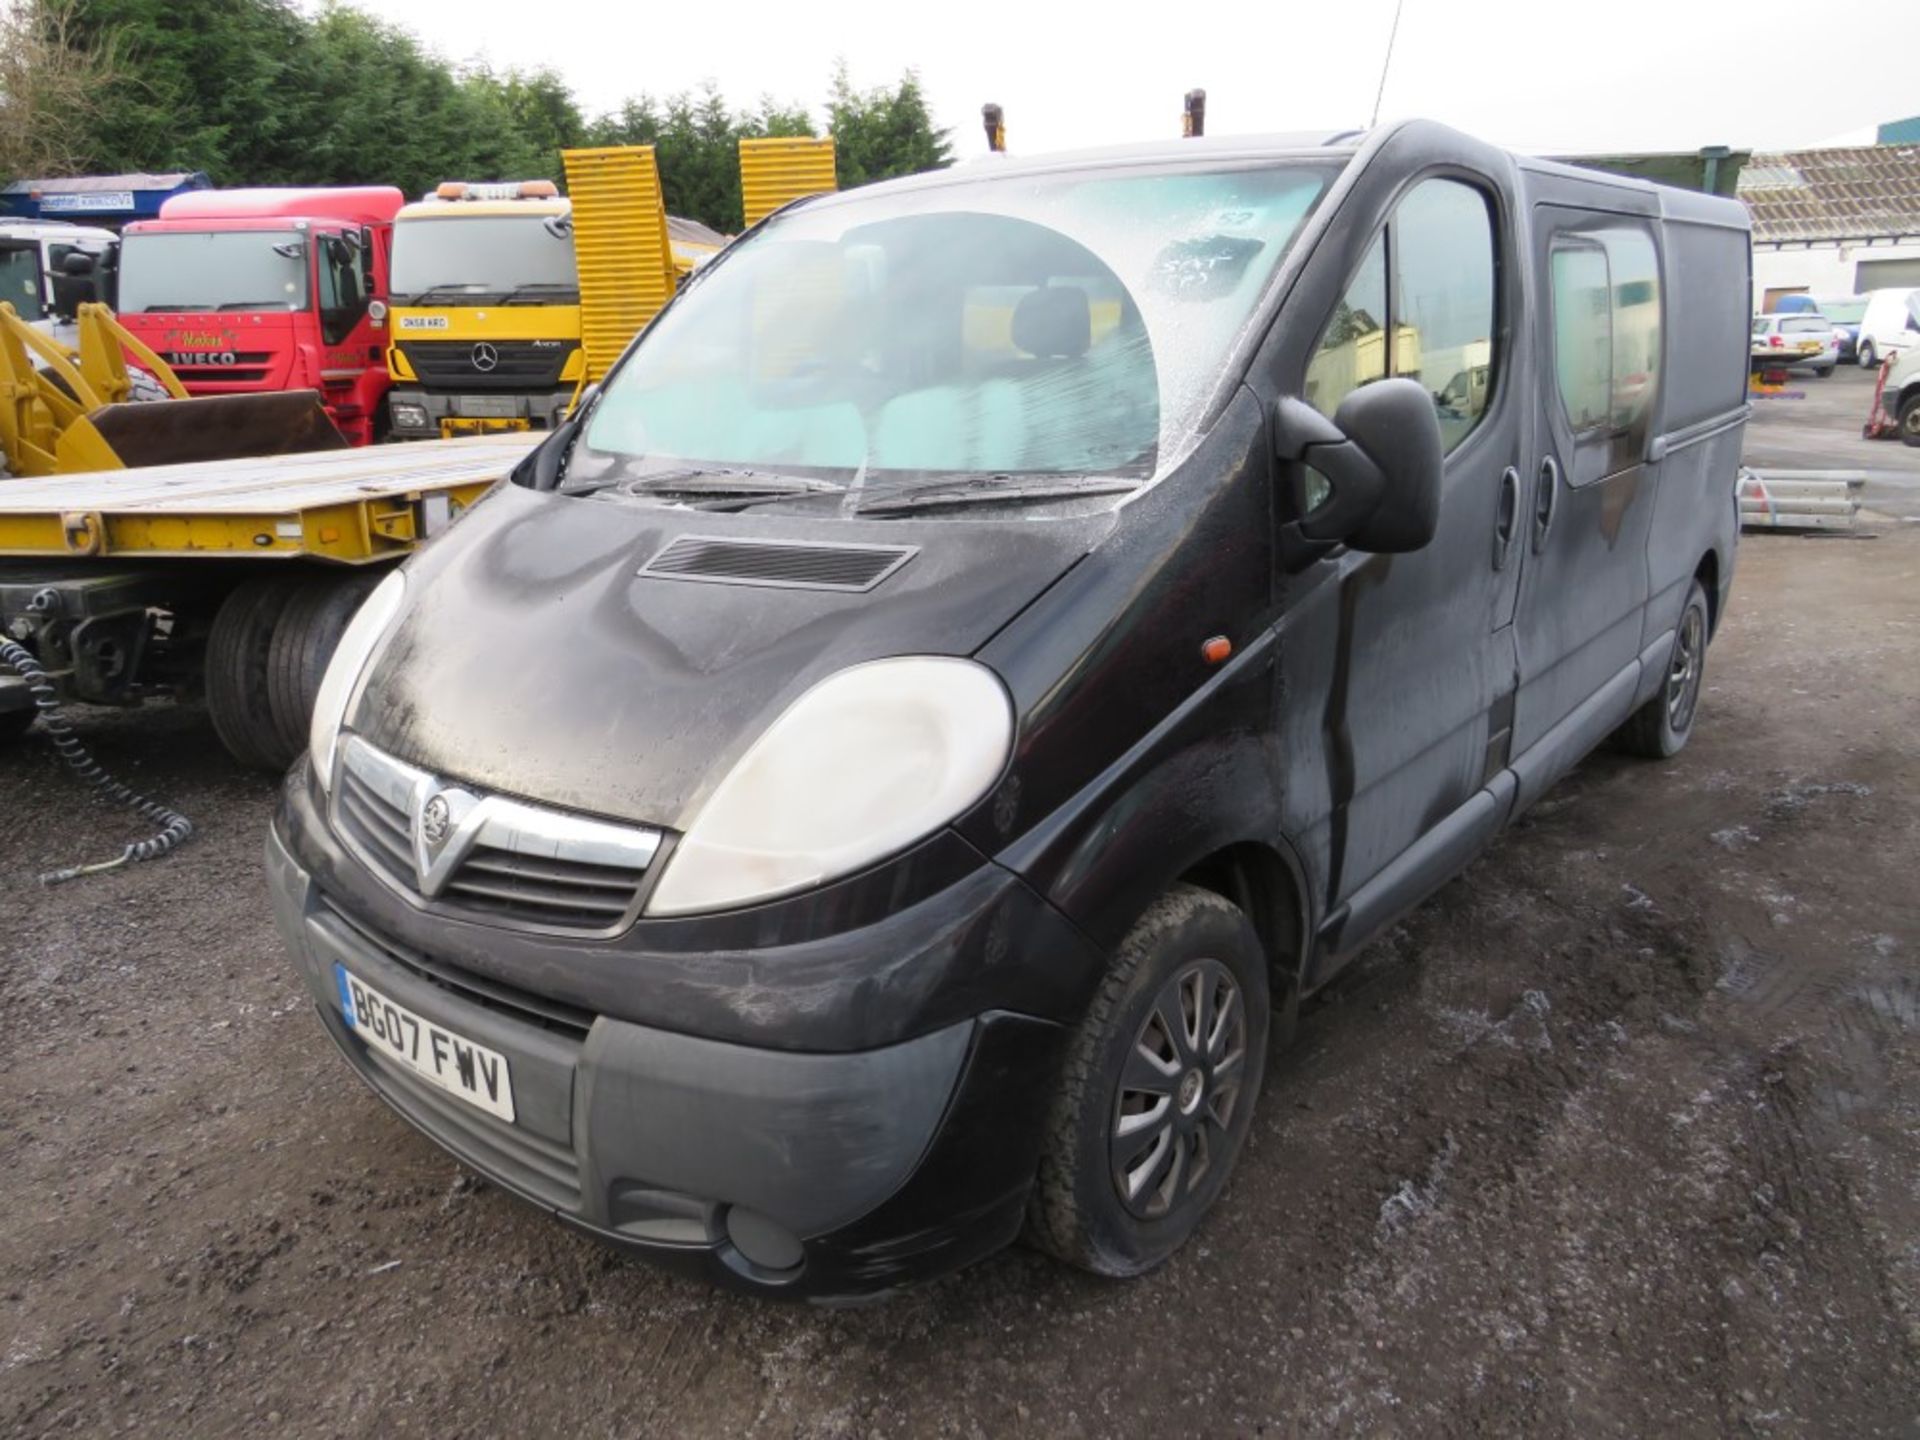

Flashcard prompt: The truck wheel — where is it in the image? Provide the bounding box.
[206,575,304,770]
[1858,340,1877,370]
[1027,884,1270,1277]
[1616,579,1709,759]
[267,572,384,761]
[1900,393,1920,448]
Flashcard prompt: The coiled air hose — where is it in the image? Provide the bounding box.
[0,636,194,884]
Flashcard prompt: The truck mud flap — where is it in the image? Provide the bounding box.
[75,390,349,470]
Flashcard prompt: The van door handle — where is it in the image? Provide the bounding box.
[1493,466,1520,569]
[1532,457,1559,553]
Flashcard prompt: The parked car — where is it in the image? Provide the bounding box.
[1873,345,1920,445]
[1815,294,1868,361]
[269,120,1750,1300]
[1752,312,1838,374]
[1854,287,1920,369]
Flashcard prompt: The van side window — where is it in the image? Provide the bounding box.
[1390,179,1497,451]
[1305,232,1387,420]
[0,242,44,321]
[1550,243,1612,429]
[1306,178,1497,454]
[1548,223,1663,480]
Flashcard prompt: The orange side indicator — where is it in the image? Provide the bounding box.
[1201,635,1232,665]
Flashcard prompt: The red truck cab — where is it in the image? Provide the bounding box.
[117,187,405,446]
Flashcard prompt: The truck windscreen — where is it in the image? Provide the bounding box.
[119,231,310,313]
[390,215,578,301]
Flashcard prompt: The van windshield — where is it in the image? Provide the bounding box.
[570,163,1332,507]
[119,231,310,313]
[390,214,578,301]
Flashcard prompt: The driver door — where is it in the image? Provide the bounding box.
[1271,161,1526,955]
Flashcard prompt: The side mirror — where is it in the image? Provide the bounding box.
[1272,378,1442,553]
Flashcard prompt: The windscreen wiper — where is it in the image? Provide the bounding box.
[854,476,1141,516]
[503,283,579,304]
[402,284,492,306]
[559,467,843,501]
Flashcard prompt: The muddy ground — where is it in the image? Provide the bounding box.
[3,371,1917,1437]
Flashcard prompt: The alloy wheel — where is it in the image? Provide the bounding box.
[1667,604,1704,733]
[1111,958,1248,1220]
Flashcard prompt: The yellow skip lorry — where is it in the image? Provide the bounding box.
[383,179,725,439]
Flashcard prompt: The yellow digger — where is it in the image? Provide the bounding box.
[0,301,344,477]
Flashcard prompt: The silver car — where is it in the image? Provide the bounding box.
[1751,312,1838,375]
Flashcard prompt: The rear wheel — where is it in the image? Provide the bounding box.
[1899,392,1920,448]
[205,575,303,770]
[1813,364,1834,378]
[266,571,383,761]
[1616,579,1709,759]
[1028,884,1270,1277]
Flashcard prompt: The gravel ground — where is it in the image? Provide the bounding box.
[2,383,1917,1437]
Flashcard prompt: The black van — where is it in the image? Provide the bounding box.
[268,121,1749,1300]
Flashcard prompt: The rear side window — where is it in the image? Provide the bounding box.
[1307,176,1499,454]
[1783,317,1829,334]
[1548,222,1662,482]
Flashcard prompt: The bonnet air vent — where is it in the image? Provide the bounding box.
[639,535,918,592]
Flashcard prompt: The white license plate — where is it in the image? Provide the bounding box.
[335,964,515,1122]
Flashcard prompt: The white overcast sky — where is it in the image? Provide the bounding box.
[355,0,1896,158]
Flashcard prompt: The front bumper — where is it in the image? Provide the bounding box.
[387,387,572,440]
[267,812,1072,1300]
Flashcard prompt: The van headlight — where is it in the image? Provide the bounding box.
[644,657,1013,917]
[308,570,406,792]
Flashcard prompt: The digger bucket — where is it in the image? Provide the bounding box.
[62,390,349,472]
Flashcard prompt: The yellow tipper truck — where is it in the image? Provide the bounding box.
[382,179,726,440]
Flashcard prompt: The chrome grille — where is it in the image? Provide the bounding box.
[332,736,662,933]
[397,340,573,390]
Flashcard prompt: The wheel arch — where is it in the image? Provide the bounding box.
[1178,840,1313,1006]
[996,726,1319,1009]
[1694,548,1721,636]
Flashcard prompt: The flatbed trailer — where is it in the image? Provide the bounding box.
[0,432,538,767]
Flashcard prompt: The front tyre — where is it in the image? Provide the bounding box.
[1858,340,1877,370]
[1615,578,1709,759]
[1028,884,1269,1276]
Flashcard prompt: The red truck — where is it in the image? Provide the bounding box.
[116,187,405,446]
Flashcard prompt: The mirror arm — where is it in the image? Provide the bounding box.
[1272,396,1385,542]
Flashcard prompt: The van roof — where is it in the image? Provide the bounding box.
[148,186,406,226]
[789,120,1750,231]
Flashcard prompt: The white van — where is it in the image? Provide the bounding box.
[1854,287,1920,369]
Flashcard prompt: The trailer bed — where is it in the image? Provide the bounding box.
[0,433,540,562]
